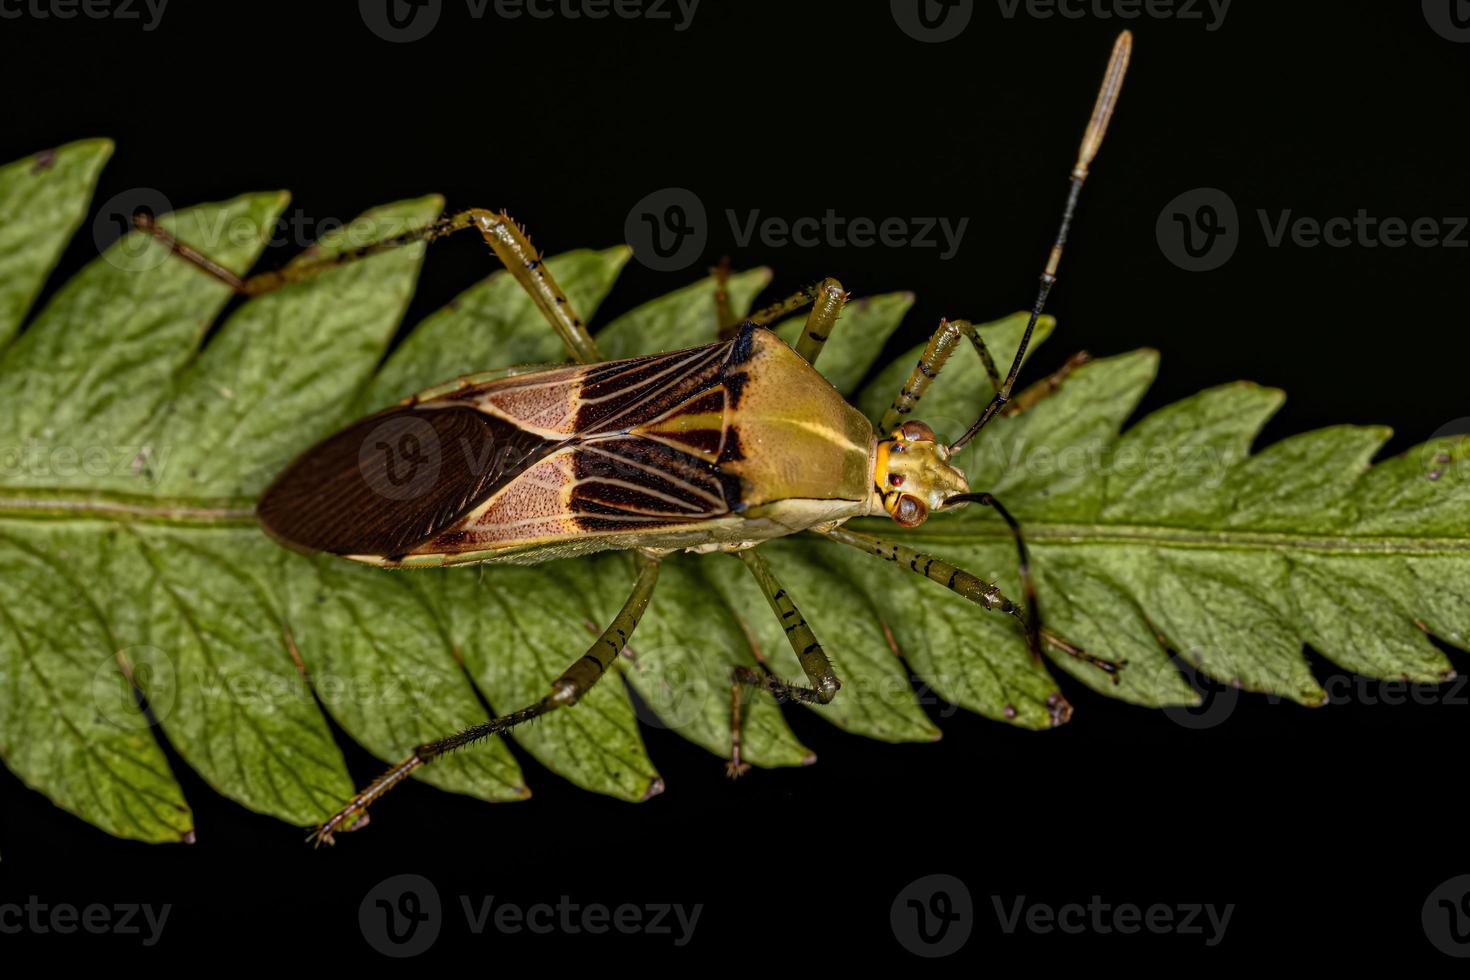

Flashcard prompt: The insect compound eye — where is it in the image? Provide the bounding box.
[898,420,936,443]
[888,473,905,487]
[893,493,929,528]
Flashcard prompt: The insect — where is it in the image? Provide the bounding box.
[137,32,1133,844]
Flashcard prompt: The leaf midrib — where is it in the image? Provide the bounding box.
[894,520,1470,556]
[1,486,1465,557]
[0,488,255,525]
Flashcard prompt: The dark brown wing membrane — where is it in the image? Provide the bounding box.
[257,405,557,557]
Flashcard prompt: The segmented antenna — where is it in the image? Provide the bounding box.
[949,30,1132,453]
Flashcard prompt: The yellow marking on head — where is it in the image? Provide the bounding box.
[872,420,970,528]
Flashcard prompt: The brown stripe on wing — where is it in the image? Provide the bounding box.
[570,435,745,531]
[458,344,726,438]
[257,405,557,557]
[575,343,728,434]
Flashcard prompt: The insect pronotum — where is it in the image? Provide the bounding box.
[137,32,1134,845]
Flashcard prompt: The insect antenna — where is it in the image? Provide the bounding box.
[945,491,1123,681]
[949,30,1133,454]
[945,492,1043,658]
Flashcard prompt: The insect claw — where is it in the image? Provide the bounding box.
[724,760,751,780]
[306,824,335,849]
[307,805,372,848]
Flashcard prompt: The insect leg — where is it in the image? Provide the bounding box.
[712,257,738,337]
[136,207,602,364]
[726,547,841,777]
[741,278,847,364]
[792,279,847,365]
[1001,350,1092,418]
[307,555,661,846]
[814,524,1123,681]
[880,318,1003,432]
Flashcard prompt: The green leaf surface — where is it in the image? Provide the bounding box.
[2,145,1467,842]
[594,267,770,359]
[0,139,112,347]
[774,291,914,396]
[361,246,632,410]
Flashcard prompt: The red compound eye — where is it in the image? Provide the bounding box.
[899,420,936,443]
[893,494,929,528]
[888,473,904,487]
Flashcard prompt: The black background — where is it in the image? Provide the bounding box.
[2,0,1468,968]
